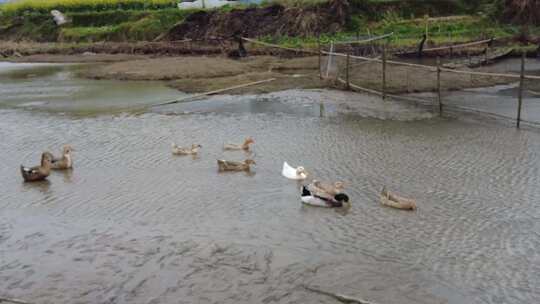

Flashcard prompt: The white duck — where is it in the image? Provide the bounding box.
[282,162,308,180]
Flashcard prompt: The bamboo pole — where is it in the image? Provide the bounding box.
[333,33,394,45]
[153,78,276,107]
[396,38,494,56]
[437,56,442,116]
[517,52,525,128]
[304,286,377,304]
[241,37,540,80]
[326,41,334,78]
[346,53,350,90]
[318,37,322,79]
[0,297,31,304]
[382,43,387,101]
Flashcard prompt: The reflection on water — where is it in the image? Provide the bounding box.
[0,62,540,304]
[0,62,182,114]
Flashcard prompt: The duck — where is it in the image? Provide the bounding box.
[21,152,54,182]
[217,159,256,172]
[301,186,349,208]
[282,161,308,180]
[51,145,74,170]
[309,180,345,197]
[172,143,202,155]
[380,186,417,211]
[223,137,254,151]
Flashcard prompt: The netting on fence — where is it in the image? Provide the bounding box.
[242,37,540,128]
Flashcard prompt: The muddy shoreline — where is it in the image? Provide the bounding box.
[1,43,530,95]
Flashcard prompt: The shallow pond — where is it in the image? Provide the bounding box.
[1,62,539,304]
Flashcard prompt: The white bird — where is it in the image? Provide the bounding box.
[282,162,308,180]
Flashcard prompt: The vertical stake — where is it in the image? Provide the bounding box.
[326,41,334,79]
[437,56,442,116]
[382,43,387,101]
[517,52,525,128]
[318,37,322,79]
[346,53,350,90]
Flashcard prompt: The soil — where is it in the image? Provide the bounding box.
[334,59,511,94]
[5,53,148,63]
[80,55,326,94]
[2,43,521,96]
[165,1,349,41]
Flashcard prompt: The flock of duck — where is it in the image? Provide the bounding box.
[20,138,416,210]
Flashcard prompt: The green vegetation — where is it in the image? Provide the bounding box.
[0,0,536,47]
[260,14,522,50]
[0,0,177,15]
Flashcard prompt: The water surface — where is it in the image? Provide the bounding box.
[1,62,539,304]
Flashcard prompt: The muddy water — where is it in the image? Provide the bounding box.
[1,63,540,304]
[0,62,182,114]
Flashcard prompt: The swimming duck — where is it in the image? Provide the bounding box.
[309,180,345,197]
[21,152,54,182]
[51,145,74,170]
[282,162,308,180]
[217,159,256,172]
[172,143,202,155]
[380,186,416,211]
[301,186,349,208]
[223,137,254,151]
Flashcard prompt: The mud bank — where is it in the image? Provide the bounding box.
[81,56,325,94]
[166,1,349,41]
[79,55,518,95]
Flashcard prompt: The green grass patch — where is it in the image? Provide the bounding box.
[58,8,194,42]
[0,0,178,16]
[60,25,118,42]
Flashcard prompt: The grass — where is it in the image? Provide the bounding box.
[58,8,194,41]
[0,0,177,15]
[257,15,522,50]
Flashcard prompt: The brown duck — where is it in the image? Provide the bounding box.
[21,152,54,182]
[217,159,256,172]
[223,137,254,151]
[51,145,74,170]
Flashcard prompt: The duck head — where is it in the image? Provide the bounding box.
[191,144,202,149]
[62,145,74,155]
[245,159,256,165]
[296,166,307,177]
[334,193,349,203]
[244,137,255,145]
[41,152,54,167]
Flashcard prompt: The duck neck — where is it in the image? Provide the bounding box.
[63,153,72,167]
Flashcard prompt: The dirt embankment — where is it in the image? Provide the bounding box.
[79,54,518,95]
[81,56,326,94]
[166,1,349,41]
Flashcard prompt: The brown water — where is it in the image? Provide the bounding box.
[1,62,540,304]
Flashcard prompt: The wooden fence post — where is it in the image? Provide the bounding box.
[346,53,350,90]
[437,56,442,116]
[517,52,525,128]
[382,43,387,100]
[318,37,322,79]
[326,41,334,79]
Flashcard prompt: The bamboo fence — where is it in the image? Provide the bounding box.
[242,37,540,128]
